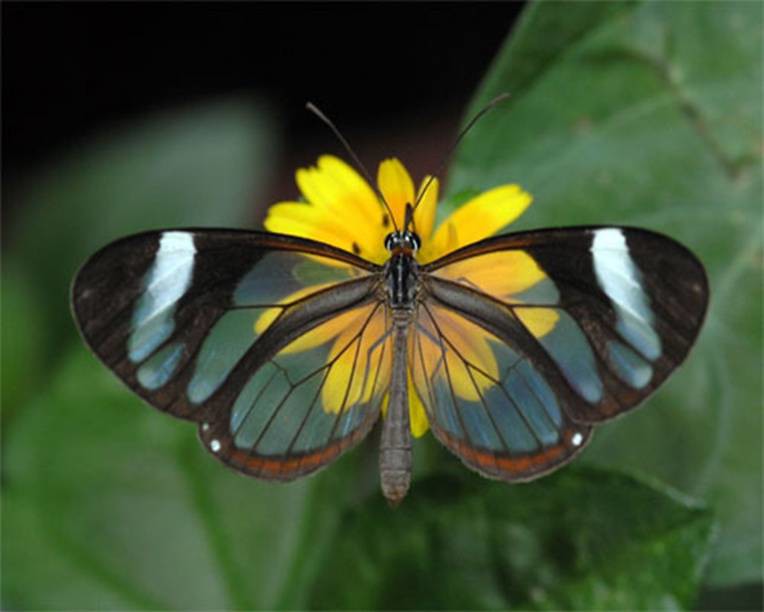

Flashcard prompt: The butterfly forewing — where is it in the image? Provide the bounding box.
[417,226,708,479]
[73,222,708,488]
[72,229,389,478]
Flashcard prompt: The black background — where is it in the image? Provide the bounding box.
[3,2,524,186]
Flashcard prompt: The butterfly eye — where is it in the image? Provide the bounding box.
[384,231,420,252]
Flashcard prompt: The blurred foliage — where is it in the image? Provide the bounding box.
[2,2,762,610]
[310,469,714,610]
[4,347,316,609]
[450,0,762,590]
[4,99,276,370]
[3,350,713,609]
[1,264,47,420]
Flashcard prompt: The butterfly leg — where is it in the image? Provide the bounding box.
[379,316,412,506]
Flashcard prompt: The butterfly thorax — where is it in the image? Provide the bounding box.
[384,230,421,314]
[379,230,421,505]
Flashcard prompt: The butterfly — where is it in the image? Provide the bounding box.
[71,103,709,505]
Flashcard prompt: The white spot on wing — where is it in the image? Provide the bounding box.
[571,432,584,446]
[210,439,221,453]
[128,232,196,363]
[135,232,196,327]
[591,229,662,360]
[592,229,644,321]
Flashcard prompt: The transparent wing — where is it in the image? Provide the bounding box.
[414,226,708,480]
[72,229,389,478]
[410,300,591,481]
[199,299,392,479]
[424,226,708,423]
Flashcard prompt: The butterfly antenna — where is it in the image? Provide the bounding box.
[306,102,399,232]
[412,92,511,213]
[404,203,414,233]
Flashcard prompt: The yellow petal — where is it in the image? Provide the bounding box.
[441,311,498,401]
[287,309,361,355]
[296,156,376,216]
[322,306,390,413]
[378,158,415,229]
[287,155,388,262]
[254,283,350,354]
[408,375,430,437]
[514,307,559,338]
[428,184,532,258]
[419,217,457,264]
[433,250,547,298]
[254,283,329,333]
[380,375,430,437]
[416,306,499,402]
[413,176,438,241]
[316,155,382,222]
[254,307,280,336]
[265,202,352,248]
[264,201,387,264]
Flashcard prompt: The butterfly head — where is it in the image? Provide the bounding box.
[384,229,421,254]
[384,201,421,255]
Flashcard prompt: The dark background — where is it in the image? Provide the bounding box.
[3,2,524,191]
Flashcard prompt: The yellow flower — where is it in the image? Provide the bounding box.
[262,155,556,438]
[265,155,532,265]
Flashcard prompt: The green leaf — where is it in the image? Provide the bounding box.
[3,345,359,609]
[0,99,306,609]
[0,346,717,610]
[2,491,153,610]
[449,2,762,586]
[1,264,47,423]
[4,98,277,364]
[309,468,715,610]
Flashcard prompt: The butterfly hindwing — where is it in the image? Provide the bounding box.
[417,226,708,479]
[73,224,708,485]
[72,229,389,479]
[410,300,592,481]
[199,298,392,479]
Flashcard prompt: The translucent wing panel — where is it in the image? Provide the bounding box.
[136,342,185,390]
[233,250,368,307]
[198,301,392,480]
[424,227,708,425]
[527,308,604,404]
[186,308,272,404]
[127,232,197,363]
[72,229,380,423]
[410,302,590,482]
[184,248,373,409]
[431,250,560,305]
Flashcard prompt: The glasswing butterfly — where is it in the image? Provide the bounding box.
[71,99,709,505]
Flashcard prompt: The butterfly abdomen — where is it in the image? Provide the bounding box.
[379,320,412,506]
